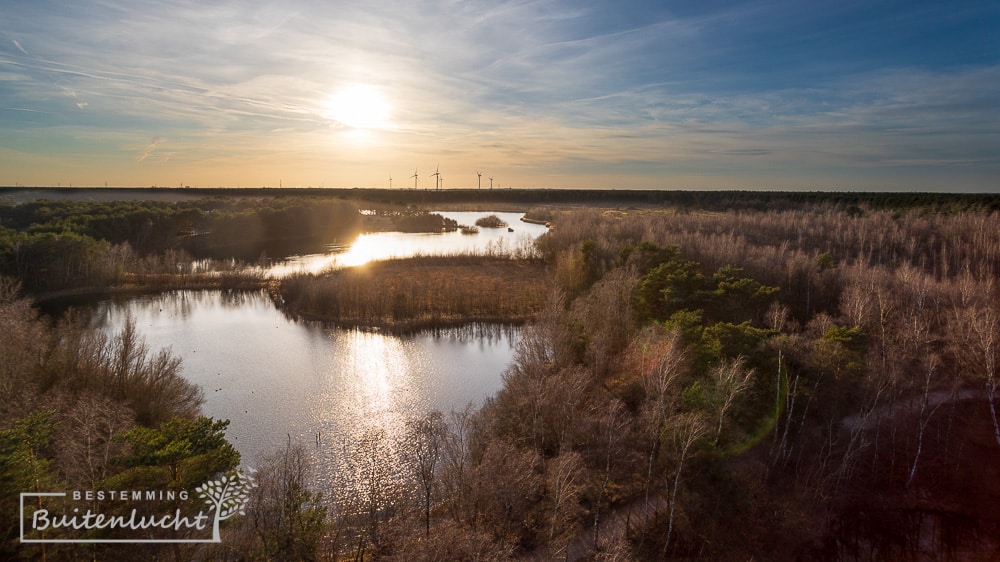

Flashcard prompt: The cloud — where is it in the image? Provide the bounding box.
[1,1,997,190]
[136,137,164,163]
[11,38,28,56]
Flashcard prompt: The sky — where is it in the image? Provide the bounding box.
[1,0,998,191]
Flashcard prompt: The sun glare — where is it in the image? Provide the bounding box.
[324,83,391,130]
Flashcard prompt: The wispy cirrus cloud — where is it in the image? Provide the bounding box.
[11,38,29,56]
[136,137,165,163]
[0,0,997,190]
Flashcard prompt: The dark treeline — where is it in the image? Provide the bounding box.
[0,197,478,293]
[0,197,364,254]
[0,197,364,292]
[5,187,1000,213]
[0,194,508,295]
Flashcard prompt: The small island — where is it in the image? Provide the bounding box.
[473,214,508,229]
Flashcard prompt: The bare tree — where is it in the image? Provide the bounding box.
[543,366,589,451]
[710,355,754,445]
[404,410,447,537]
[245,444,327,560]
[469,439,542,544]
[577,266,640,377]
[906,353,946,487]
[342,427,394,555]
[56,394,132,490]
[545,450,586,560]
[97,314,201,425]
[440,405,475,525]
[633,326,687,516]
[0,275,21,304]
[663,412,708,554]
[952,281,1000,445]
[591,399,627,551]
[499,290,571,450]
[0,296,48,406]
[108,314,145,397]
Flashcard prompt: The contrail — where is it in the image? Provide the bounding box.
[137,137,163,163]
[12,39,29,56]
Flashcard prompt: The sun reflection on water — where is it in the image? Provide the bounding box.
[263,211,549,276]
[305,329,430,490]
[347,330,403,418]
[334,232,405,268]
[92,277,519,491]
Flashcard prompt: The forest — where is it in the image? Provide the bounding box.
[1,190,998,560]
[0,195,474,294]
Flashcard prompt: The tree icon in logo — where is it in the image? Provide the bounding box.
[195,469,255,542]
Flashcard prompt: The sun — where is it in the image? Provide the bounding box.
[324,83,391,130]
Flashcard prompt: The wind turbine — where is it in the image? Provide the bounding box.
[431,164,441,190]
[477,171,482,190]
[411,168,418,189]
[489,176,494,189]
[388,175,392,189]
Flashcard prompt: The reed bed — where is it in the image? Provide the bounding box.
[276,255,550,332]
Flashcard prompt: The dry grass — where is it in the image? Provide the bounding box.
[277,256,551,332]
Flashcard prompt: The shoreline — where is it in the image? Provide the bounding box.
[280,306,533,335]
[31,260,545,334]
[32,277,267,303]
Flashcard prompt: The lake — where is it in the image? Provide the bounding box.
[89,290,517,486]
[83,210,545,485]
[263,210,548,275]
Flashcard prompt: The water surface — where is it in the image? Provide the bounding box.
[266,210,548,275]
[90,290,516,484]
[86,209,542,484]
